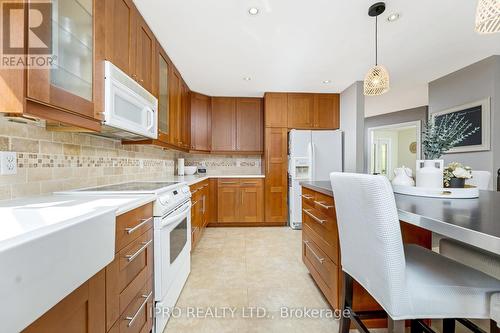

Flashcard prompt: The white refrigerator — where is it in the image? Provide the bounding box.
[288,130,343,230]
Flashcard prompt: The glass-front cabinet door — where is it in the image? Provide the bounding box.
[157,49,170,143]
[26,0,96,119]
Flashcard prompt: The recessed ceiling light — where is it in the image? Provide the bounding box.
[248,7,259,15]
[243,77,252,81]
[387,12,400,22]
[322,80,332,84]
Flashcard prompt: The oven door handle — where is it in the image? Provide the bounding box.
[159,202,191,229]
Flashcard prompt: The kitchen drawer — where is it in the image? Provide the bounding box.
[302,227,338,306]
[302,207,339,263]
[218,178,241,187]
[109,279,153,333]
[106,229,153,331]
[313,192,335,217]
[239,179,263,187]
[301,187,316,207]
[116,203,153,253]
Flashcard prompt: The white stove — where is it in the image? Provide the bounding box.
[57,181,192,333]
[58,181,191,217]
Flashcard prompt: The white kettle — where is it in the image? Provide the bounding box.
[392,166,415,186]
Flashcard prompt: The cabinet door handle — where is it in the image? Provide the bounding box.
[303,240,325,264]
[314,201,334,209]
[125,217,153,234]
[302,209,326,225]
[301,194,314,199]
[125,239,152,262]
[125,291,153,327]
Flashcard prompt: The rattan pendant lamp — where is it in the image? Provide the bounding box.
[475,0,500,34]
[364,2,390,96]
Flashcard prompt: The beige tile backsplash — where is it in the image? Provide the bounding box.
[0,115,262,200]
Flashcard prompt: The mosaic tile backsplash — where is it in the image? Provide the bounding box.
[0,115,262,200]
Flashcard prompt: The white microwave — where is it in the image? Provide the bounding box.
[102,61,158,140]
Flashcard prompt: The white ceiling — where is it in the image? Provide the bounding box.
[134,0,500,116]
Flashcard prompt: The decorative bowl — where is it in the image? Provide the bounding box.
[184,166,197,175]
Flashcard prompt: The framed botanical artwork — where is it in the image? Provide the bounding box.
[430,97,490,153]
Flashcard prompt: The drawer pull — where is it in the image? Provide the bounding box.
[125,239,152,262]
[192,200,199,206]
[125,217,153,234]
[125,291,152,327]
[302,209,326,224]
[301,194,314,199]
[220,181,238,185]
[242,182,258,185]
[314,201,334,209]
[303,240,325,264]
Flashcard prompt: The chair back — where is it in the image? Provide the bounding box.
[466,170,491,190]
[330,172,409,315]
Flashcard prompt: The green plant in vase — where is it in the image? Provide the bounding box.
[422,113,480,159]
[443,162,472,188]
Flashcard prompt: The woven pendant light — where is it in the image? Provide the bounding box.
[475,0,500,34]
[364,2,390,96]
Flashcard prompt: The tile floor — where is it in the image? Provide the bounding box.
[163,227,339,333]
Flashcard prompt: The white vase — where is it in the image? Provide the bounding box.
[416,160,444,189]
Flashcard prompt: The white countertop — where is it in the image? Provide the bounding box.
[166,174,265,186]
[0,194,156,251]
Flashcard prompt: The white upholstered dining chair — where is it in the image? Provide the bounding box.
[330,172,500,333]
[466,170,492,190]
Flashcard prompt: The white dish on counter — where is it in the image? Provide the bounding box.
[393,184,479,198]
[184,166,197,175]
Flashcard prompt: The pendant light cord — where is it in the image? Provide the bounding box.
[375,16,378,65]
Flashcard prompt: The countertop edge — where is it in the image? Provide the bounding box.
[115,194,157,215]
[300,181,333,196]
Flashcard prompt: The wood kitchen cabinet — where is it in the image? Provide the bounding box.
[156,46,171,144]
[211,97,237,152]
[0,0,104,131]
[217,179,264,224]
[236,98,263,153]
[190,92,211,152]
[314,94,340,129]
[190,179,210,250]
[180,82,191,150]
[264,128,288,224]
[211,97,264,153]
[104,0,155,94]
[168,68,182,147]
[22,270,106,333]
[264,93,288,127]
[287,93,315,128]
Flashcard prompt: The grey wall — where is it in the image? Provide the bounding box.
[364,106,428,173]
[428,55,500,181]
[340,81,365,173]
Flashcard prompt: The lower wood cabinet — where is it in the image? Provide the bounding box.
[190,179,210,250]
[23,203,155,333]
[23,270,106,333]
[217,178,264,224]
[301,186,431,328]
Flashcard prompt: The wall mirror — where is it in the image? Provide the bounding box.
[368,121,421,179]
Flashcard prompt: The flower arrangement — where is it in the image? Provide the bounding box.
[443,162,472,188]
[422,113,480,160]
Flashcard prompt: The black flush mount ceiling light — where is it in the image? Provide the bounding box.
[364,2,390,96]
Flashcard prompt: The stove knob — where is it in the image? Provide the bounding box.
[159,194,172,205]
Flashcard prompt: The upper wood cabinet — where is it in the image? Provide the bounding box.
[168,68,182,146]
[180,82,191,150]
[156,46,170,143]
[104,0,135,76]
[265,93,288,127]
[134,16,156,93]
[104,0,155,94]
[211,97,264,153]
[236,98,263,152]
[314,94,340,129]
[190,92,211,152]
[211,97,237,152]
[287,93,315,128]
[2,0,105,131]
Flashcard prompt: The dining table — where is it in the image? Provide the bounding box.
[300,181,500,256]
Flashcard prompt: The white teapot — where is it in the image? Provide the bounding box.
[392,166,415,186]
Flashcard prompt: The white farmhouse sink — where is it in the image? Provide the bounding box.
[0,197,117,333]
